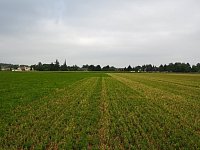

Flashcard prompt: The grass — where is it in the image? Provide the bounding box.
[0,72,200,149]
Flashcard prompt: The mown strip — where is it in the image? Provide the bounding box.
[98,77,110,149]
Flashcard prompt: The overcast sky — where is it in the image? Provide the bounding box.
[0,0,200,67]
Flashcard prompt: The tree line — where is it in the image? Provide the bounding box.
[30,60,200,73]
[125,63,200,72]
[31,60,117,71]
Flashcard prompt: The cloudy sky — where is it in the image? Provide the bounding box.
[0,0,200,67]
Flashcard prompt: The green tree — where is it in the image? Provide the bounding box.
[30,65,35,71]
[61,59,68,71]
[185,63,191,72]
[135,66,142,72]
[102,65,110,71]
[42,64,51,71]
[69,65,79,71]
[50,62,55,71]
[109,66,116,71]
[159,65,164,72]
[197,63,200,72]
[145,64,153,72]
[127,65,132,71]
[54,59,60,71]
[82,64,89,69]
[95,65,101,71]
[37,62,43,71]
[88,65,95,71]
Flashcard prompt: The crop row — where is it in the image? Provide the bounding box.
[1,77,102,149]
[108,73,200,149]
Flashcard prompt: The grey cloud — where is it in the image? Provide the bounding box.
[0,0,200,66]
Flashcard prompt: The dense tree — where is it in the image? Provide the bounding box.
[30,65,34,71]
[171,63,191,72]
[197,63,200,72]
[167,63,174,72]
[134,66,142,72]
[88,65,95,71]
[145,64,153,72]
[49,63,55,71]
[86,65,102,71]
[42,64,50,71]
[163,64,167,72]
[192,63,200,72]
[95,65,101,71]
[37,62,43,71]
[159,65,164,72]
[82,64,89,69]
[185,63,191,72]
[69,65,79,71]
[61,59,68,71]
[126,65,132,71]
[102,65,110,71]
[109,66,116,71]
[11,65,19,69]
[54,59,60,71]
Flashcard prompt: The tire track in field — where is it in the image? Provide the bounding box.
[1,77,99,149]
[105,77,157,149]
[98,77,110,149]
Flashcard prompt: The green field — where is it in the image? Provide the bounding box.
[1,72,200,149]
